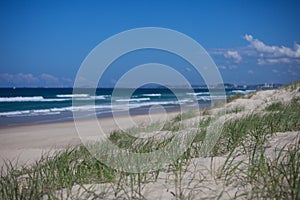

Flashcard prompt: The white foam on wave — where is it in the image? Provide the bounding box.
[0,96,44,102]
[56,94,89,98]
[0,109,58,117]
[0,96,69,102]
[0,103,126,117]
[0,110,31,116]
[197,96,211,101]
[115,98,151,102]
[179,99,194,103]
[91,95,107,100]
[57,94,109,100]
[186,92,210,96]
[0,95,111,103]
[231,90,256,95]
[126,100,180,109]
[197,95,227,101]
[33,109,51,113]
[142,94,162,97]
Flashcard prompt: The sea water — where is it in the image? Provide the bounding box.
[0,88,255,127]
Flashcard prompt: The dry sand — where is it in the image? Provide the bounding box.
[0,112,178,168]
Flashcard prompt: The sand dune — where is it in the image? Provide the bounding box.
[1,83,299,199]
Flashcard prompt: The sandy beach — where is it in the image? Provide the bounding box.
[0,112,179,168]
[1,83,299,199]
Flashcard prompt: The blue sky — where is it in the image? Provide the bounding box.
[0,0,300,87]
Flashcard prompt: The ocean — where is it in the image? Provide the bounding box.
[0,88,255,127]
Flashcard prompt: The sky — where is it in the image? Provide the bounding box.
[0,0,300,87]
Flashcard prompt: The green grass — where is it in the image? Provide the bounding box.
[214,101,300,156]
[1,83,300,199]
[256,141,300,199]
[265,101,285,111]
[284,79,300,91]
[171,110,196,123]
[227,94,245,103]
[227,106,245,114]
[108,130,174,153]
[216,101,300,199]
[0,146,116,200]
[106,100,300,198]
[219,133,300,199]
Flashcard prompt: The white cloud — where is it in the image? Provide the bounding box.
[0,73,73,87]
[217,65,237,70]
[244,34,253,41]
[218,65,227,70]
[244,34,300,65]
[228,65,238,70]
[210,47,256,57]
[40,73,60,85]
[0,73,39,85]
[244,34,300,58]
[247,70,254,75]
[272,69,279,73]
[224,50,242,63]
[257,57,293,65]
[211,35,300,68]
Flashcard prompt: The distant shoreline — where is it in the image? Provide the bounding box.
[0,99,209,129]
[0,105,188,129]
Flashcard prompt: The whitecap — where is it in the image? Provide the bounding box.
[56,94,89,98]
[142,94,162,97]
